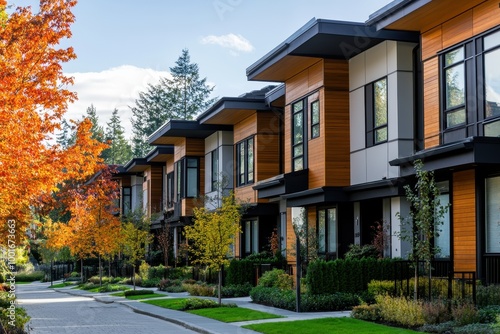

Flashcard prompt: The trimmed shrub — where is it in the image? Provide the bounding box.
[183,283,215,297]
[367,280,395,297]
[141,278,160,288]
[124,289,154,297]
[225,259,255,285]
[97,284,128,293]
[306,258,396,295]
[215,283,253,298]
[418,321,455,333]
[375,294,425,327]
[344,244,380,260]
[257,269,292,290]
[453,323,496,334]
[250,286,359,312]
[15,271,45,282]
[351,304,381,322]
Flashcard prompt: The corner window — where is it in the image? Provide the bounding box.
[366,77,388,147]
[236,137,254,186]
[292,100,305,171]
[211,149,219,191]
[175,157,199,199]
[318,208,337,257]
[310,100,320,139]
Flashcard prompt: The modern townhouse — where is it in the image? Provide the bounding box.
[368,0,500,284]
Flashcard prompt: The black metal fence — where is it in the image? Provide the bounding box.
[394,260,477,303]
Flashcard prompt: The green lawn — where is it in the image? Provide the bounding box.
[243,318,419,334]
[189,307,282,323]
[14,282,32,285]
[143,298,282,322]
[143,298,186,310]
[49,282,75,288]
[110,292,163,300]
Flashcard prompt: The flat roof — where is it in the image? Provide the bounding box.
[246,18,419,81]
[148,119,232,145]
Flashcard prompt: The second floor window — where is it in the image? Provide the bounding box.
[443,47,466,128]
[366,77,388,147]
[175,157,199,200]
[311,100,320,139]
[292,100,305,171]
[166,172,174,208]
[236,137,254,186]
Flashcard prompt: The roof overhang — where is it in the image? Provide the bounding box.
[283,186,349,207]
[122,158,149,173]
[390,137,500,176]
[366,0,486,32]
[148,119,232,145]
[246,18,419,82]
[197,97,269,125]
[146,145,174,163]
[344,178,407,202]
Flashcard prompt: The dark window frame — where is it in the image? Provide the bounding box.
[166,172,174,208]
[122,186,131,216]
[211,149,219,192]
[174,157,200,200]
[236,136,254,187]
[365,77,388,147]
[317,207,338,257]
[310,100,320,139]
[292,99,307,171]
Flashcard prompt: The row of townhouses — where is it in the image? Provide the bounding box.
[114,0,500,284]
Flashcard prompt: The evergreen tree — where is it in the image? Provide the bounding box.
[56,118,75,149]
[102,109,133,165]
[85,104,105,143]
[131,49,216,157]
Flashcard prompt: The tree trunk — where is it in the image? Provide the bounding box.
[132,265,136,290]
[99,255,102,286]
[80,258,84,283]
[108,259,111,277]
[218,269,222,306]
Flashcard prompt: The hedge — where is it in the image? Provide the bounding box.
[306,258,397,295]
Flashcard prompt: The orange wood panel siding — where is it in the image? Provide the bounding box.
[453,169,477,273]
[423,57,440,149]
[234,114,257,143]
[166,156,174,174]
[173,138,187,161]
[121,177,131,187]
[421,26,442,62]
[235,185,257,204]
[256,111,281,183]
[285,59,324,104]
[442,11,473,49]
[185,138,205,156]
[473,1,500,35]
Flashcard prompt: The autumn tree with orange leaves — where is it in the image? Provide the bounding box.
[0,0,110,245]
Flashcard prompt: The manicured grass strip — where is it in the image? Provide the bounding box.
[243,318,419,334]
[143,298,186,310]
[110,292,125,297]
[49,282,75,288]
[188,307,282,323]
[125,293,161,300]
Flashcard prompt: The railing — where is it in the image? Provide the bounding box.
[394,260,477,303]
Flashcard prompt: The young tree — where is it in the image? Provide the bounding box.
[102,109,133,165]
[121,209,153,290]
[397,159,449,300]
[130,49,216,157]
[184,191,242,305]
[157,224,171,267]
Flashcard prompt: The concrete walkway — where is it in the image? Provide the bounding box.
[47,282,351,334]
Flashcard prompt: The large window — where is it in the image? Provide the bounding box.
[122,187,131,216]
[440,28,500,140]
[318,208,337,257]
[244,219,259,255]
[236,137,254,186]
[211,149,219,191]
[166,172,174,208]
[366,77,388,147]
[443,47,466,128]
[175,157,199,200]
[486,176,500,253]
[435,181,451,259]
[292,100,305,171]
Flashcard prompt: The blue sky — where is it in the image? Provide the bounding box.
[52,0,393,135]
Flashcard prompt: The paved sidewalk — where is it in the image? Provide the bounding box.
[54,283,351,334]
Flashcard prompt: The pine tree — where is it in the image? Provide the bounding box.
[85,104,105,143]
[131,49,216,157]
[56,118,75,149]
[102,109,133,165]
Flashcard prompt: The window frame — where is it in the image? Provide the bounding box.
[122,186,131,216]
[365,77,388,147]
[174,157,200,200]
[243,219,259,255]
[236,136,254,187]
[310,100,320,139]
[317,207,338,258]
[166,172,174,208]
[442,46,467,129]
[210,149,219,192]
[292,99,307,171]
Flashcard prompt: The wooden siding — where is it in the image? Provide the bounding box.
[121,177,131,187]
[185,138,205,156]
[453,169,477,273]
[235,185,257,204]
[286,59,324,104]
[416,1,500,149]
[423,57,440,149]
[234,114,257,143]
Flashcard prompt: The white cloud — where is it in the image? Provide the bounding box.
[65,65,171,138]
[200,33,254,55]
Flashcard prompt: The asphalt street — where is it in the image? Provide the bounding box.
[16,282,198,334]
